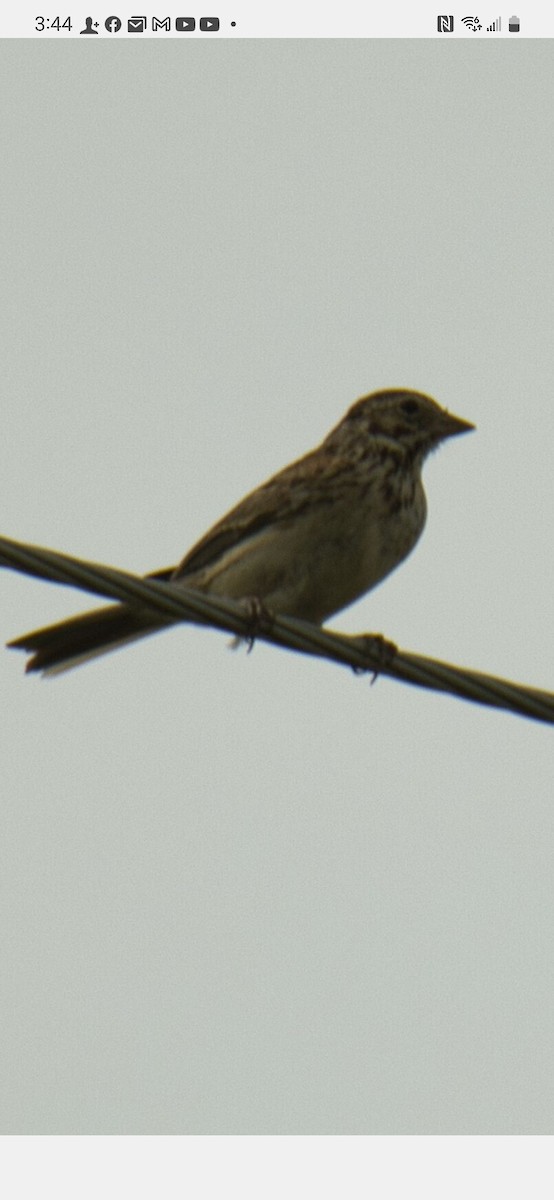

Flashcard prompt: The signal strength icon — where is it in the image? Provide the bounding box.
[486,16,501,30]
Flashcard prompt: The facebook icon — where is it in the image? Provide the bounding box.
[105,15,122,32]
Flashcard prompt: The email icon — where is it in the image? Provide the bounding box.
[152,16,171,30]
[127,16,147,32]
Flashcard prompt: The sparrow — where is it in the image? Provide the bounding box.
[9,388,474,674]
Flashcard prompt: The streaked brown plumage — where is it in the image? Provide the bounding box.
[9,389,474,674]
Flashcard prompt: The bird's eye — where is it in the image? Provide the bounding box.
[400,398,419,417]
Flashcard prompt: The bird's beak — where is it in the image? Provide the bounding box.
[441,410,476,438]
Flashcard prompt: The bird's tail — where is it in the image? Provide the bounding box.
[8,603,168,675]
[8,565,178,675]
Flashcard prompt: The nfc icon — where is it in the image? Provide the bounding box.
[437,15,454,31]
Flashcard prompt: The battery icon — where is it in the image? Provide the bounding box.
[508,15,520,31]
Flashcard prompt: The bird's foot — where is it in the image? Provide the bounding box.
[352,633,398,682]
[229,596,274,652]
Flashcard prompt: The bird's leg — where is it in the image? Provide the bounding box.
[349,633,398,682]
[230,596,275,652]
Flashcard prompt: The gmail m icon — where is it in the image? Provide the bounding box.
[152,16,171,30]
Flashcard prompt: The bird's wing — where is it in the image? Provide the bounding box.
[171,447,336,580]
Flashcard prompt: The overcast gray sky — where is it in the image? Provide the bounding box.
[1,38,554,1134]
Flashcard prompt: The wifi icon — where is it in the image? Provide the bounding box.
[461,15,482,30]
